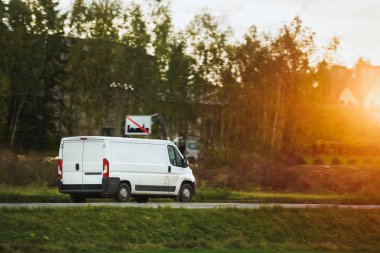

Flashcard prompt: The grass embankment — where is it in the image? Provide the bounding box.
[0,185,71,203]
[81,250,373,253]
[0,185,357,204]
[0,207,380,253]
[195,188,353,204]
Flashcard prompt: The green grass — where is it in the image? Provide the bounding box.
[0,185,357,204]
[0,185,71,203]
[0,207,380,253]
[82,250,375,253]
[0,185,370,204]
[194,188,353,204]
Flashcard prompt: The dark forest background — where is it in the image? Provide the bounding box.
[1,0,380,164]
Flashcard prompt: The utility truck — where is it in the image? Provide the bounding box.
[57,136,196,203]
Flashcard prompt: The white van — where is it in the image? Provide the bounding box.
[57,136,196,203]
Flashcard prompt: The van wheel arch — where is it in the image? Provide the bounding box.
[119,180,131,191]
[114,181,131,202]
[179,181,195,202]
[180,180,195,193]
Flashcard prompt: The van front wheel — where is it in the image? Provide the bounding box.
[115,183,131,202]
[179,183,193,202]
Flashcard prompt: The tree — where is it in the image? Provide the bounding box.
[0,0,9,140]
[186,10,231,147]
[165,35,195,137]
[3,0,65,148]
[150,0,172,76]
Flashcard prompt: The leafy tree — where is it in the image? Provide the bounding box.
[185,10,232,147]
[120,3,160,114]
[165,36,195,137]
[69,0,88,38]
[3,0,65,149]
[0,0,9,136]
[150,0,172,76]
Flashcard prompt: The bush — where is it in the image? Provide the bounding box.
[0,149,57,187]
[331,157,342,165]
[347,158,357,164]
[283,156,306,166]
[313,158,324,165]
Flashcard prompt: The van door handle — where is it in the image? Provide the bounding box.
[168,166,171,173]
[75,163,79,171]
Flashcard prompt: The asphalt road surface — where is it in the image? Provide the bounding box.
[1,202,380,209]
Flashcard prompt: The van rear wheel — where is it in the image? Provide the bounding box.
[115,183,131,202]
[70,194,86,203]
[179,183,193,202]
[135,197,149,203]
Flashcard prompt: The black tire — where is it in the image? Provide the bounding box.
[115,183,131,202]
[70,194,86,203]
[179,183,193,202]
[135,197,149,203]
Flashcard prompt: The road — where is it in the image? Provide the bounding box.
[1,202,380,209]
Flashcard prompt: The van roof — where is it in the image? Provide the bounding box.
[61,136,174,145]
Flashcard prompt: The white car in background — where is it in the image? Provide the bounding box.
[173,137,200,162]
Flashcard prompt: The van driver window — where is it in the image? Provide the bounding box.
[173,147,182,166]
[167,145,183,166]
[167,146,177,166]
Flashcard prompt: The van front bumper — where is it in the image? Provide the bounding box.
[58,177,120,194]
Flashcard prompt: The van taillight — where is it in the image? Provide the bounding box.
[103,158,109,178]
[58,159,63,179]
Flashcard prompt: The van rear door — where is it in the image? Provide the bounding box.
[82,140,104,185]
[62,140,83,185]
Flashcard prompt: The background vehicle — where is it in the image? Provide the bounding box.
[173,137,200,162]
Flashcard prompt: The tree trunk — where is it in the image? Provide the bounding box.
[10,87,28,147]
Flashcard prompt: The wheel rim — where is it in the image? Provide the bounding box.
[120,187,128,198]
[183,188,191,199]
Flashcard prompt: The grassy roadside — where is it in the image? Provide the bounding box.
[80,250,375,253]
[0,185,71,203]
[0,185,364,204]
[194,188,355,204]
[1,207,380,253]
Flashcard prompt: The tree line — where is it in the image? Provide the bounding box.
[2,0,372,160]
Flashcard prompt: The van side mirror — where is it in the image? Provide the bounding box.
[182,158,189,167]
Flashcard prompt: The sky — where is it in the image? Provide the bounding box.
[59,0,380,67]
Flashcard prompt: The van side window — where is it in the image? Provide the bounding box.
[173,147,183,166]
[167,145,182,166]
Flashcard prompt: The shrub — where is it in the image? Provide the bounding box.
[331,157,342,165]
[283,156,307,166]
[313,158,324,165]
[363,158,372,164]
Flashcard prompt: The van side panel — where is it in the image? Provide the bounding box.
[136,143,168,192]
[62,140,83,185]
[82,140,104,185]
[109,141,168,194]
[109,141,140,192]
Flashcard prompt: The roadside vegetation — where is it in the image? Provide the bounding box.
[0,185,375,205]
[1,149,380,204]
[1,207,380,253]
[80,250,375,253]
